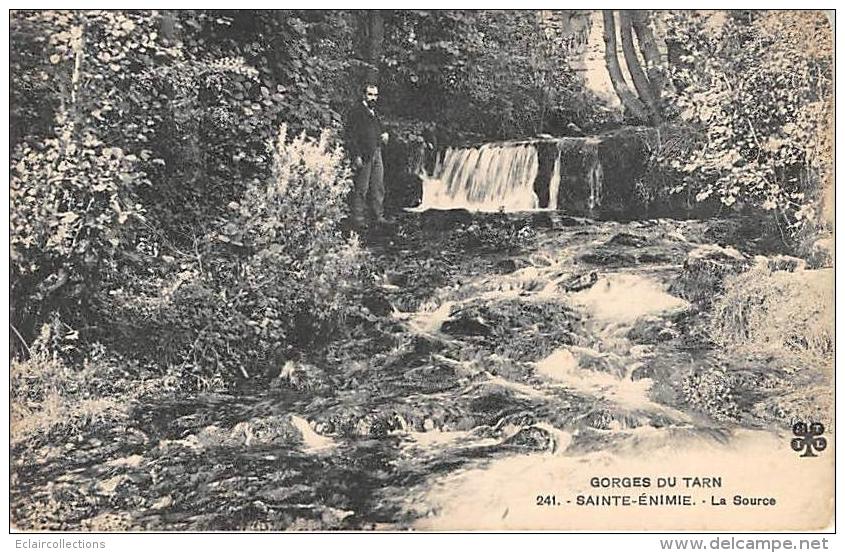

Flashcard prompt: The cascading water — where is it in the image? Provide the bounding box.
[415,135,616,214]
[547,151,562,213]
[587,146,604,210]
[419,143,541,212]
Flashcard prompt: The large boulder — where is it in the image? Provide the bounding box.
[669,244,751,306]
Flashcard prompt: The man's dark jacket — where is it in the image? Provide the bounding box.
[346,101,382,161]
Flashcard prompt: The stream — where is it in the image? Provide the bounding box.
[10,211,828,531]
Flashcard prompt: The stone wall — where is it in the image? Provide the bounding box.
[530,127,655,217]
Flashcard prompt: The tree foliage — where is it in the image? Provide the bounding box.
[10,10,169,341]
[380,10,607,142]
[9,9,364,370]
[661,11,832,237]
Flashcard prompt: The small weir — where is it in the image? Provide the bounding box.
[417,128,654,215]
[420,143,541,211]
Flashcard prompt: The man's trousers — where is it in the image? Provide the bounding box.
[350,148,384,224]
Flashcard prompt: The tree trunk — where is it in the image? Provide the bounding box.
[159,10,181,43]
[619,11,661,123]
[601,10,649,122]
[357,10,385,82]
[630,10,666,99]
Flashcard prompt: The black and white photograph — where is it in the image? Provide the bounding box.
[7,7,835,533]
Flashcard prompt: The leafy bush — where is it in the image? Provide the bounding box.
[663,11,832,240]
[176,11,354,135]
[129,55,277,235]
[230,125,371,354]
[10,10,354,241]
[123,11,353,237]
[9,10,179,341]
[98,126,371,386]
[10,124,148,343]
[443,299,580,362]
[9,10,353,346]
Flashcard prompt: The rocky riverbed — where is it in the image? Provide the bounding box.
[10,210,833,531]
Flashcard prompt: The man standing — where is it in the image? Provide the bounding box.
[346,83,389,229]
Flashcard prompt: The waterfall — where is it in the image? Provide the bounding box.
[548,152,562,211]
[588,152,604,211]
[419,143,540,212]
[410,129,653,214]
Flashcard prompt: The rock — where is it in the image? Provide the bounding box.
[494,258,518,274]
[151,495,174,510]
[630,363,655,381]
[560,271,598,293]
[569,345,625,377]
[272,361,329,392]
[761,254,806,273]
[527,252,555,267]
[441,311,492,337]
[502,426,554,451]
[692,243,744,261]
[549,127,656,217]
[558,216,589,227]
[468,389,535,424]
[628,344,655,359]
[627,316,679,345]
[411,333,451,355]
[670,244,751,305]
[809,237,833,268]
[82,512,133,531]
[419,209,474,231]
[637,252,672,264]
[579,248,637,267]
[385,333,453,371]
[605,232,650,248]
[362,288,394,316]
[97,475,128,495]
[702,218,745,245]
[182,415,301,450]
[385,270,408,287]
[580,408,657,431]
[493,258,531,275]
[529,212,555,228]
[402,364,460,393]
[565,122,586,137]
[701,215,791,254]
[106,454,145,468]
[581,408,620,431]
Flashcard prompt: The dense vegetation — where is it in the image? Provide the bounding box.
[661,11,833,251]
[9,9,833,441]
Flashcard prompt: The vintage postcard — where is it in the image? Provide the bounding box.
[8,8,834,533]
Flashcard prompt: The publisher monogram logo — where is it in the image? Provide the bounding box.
[791,422,827,457]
